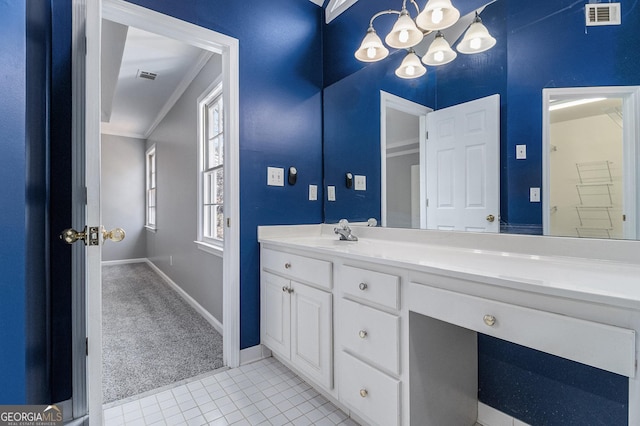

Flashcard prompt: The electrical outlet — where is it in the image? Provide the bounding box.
[267,167,284,186]
[530,187,540,202]
[309,185,318,201]
[516,144,527,160]
[354,175,367,191]
[327,186,336,201]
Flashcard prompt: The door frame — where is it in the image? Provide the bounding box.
[72,0,240,422]
[542,86,640,239]
[380,91,431,227]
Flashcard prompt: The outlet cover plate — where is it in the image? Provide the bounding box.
[267,167,285,186]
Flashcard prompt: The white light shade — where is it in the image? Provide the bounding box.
[422,32,457,66]
[395,50,427,79]
[415,0,460,31]
[355,27,389,62]
[457,17,496,54]
[385,10,424,49]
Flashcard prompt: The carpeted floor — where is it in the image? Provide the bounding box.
[102,263,224,403]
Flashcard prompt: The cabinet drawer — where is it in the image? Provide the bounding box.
[262,248,332,290]
[339,351,400,426]
[339,299,400,375]
[409,283,636,378]
[341,265,400,310]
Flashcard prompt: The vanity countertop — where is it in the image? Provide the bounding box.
[258,224,640,311]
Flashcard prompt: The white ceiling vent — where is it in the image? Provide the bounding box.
[585,3,621,26]
[137,70,158,81]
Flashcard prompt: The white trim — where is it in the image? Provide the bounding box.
[325,0,359,23]
[100,128,146,139]
[195,240,224,258]
[101,258,147,266]
[145,144,157,229]
[145,259,224,335]
[542,86,640,240]
[386,137,420,150]
[144,50,214,138]
[239,344,272,365]
[477,401,531,426]
[307,0,325,6]
[386,148,420,158]
[380,91,431,228]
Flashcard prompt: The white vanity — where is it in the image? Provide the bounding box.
[258,224,640,426]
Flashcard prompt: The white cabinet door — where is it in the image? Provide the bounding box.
[290,282,333,390]
[261,271,291,358]
[425,94,500,232]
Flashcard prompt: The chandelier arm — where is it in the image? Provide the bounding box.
[369,9,401,27]
[408,0,421,15]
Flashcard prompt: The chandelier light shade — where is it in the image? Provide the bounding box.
[415,0,460,31]
[422,31,457,66]
[385,8,424,49]
[395,49,427,79]
[355,26,390,62]
[457,13,496,54]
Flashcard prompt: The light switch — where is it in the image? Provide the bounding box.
[354,175,367,191]
[530,187,540,202]
[267,167,284,186]
[327,186,336,201]
[516,145,527,160]
[309,185,318,201]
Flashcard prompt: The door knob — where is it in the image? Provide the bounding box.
[102,227,126,243]
[486,214,495,223]
[60,226,100,246]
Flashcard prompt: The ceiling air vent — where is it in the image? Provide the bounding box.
[137,70,158,81]
[585,3,621,26]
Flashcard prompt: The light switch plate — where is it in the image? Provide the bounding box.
[267,167,284,186]
[516,144,527,160]
[530,187,540,202]
[354,175,366,191]
[327,186,336,201]
[309,185,318,201]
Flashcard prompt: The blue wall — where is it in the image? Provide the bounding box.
[323,0,639,424]
[122,0,325,349]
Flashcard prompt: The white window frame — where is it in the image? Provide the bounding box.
[196,77,225,256]
[326,0,359,23]
[145,144,157,231]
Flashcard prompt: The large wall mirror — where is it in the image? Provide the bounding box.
[322,0,640,240]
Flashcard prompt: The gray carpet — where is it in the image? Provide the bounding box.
[102,263,224,403]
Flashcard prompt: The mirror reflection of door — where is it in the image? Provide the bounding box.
[543,87,640,240]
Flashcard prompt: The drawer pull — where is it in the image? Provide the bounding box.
[284,262,291,269]
[358,330,368,339]
[483,314,496,327]
[359,389,368,398]
[282,286,288,292]
[359,282,368,291]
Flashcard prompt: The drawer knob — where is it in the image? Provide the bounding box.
[359,389,368,398]
[358,282,368,291]
[483,314,496,327]
[285,262,291,269]
[358,330,368,339]
[282,286,288,293]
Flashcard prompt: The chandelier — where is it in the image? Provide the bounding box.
[354,0,496,79]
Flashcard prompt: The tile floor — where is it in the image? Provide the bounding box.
[103,357,359,426]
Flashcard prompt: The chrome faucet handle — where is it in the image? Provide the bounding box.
[367,218,378,227]
[338,219,350,229]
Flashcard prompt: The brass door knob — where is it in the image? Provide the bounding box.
[60,228,87,244]
[103,227,126,242]
[486,214,495,223]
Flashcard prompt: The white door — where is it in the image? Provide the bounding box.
[261,271,291,358]
[425,94,500,232]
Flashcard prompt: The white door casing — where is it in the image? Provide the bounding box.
[75,1,241,423]
[425,94,500,232]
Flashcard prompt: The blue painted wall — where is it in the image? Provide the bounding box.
[121,0,325,349]
[0,0,51,404]
[323,0,639,424]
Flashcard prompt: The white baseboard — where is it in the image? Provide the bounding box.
[101,258,147,266]
[477,402,530,426]
[144,259,224,336]
[240,344,271,365]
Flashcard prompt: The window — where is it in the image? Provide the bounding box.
[145,145,157,230]
[197,81,224,251]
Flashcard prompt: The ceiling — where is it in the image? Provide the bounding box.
[101,20,215,139]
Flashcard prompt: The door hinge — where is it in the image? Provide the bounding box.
[85,337,88,356]
[426,131,429,140]
[623,214,627,222]
[227,218,231,228]
[426,198,429,207]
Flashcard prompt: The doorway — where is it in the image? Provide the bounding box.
[72,0,240,423]
[542,86,640,239]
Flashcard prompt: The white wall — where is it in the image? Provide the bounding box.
[101,134,147,261]
[145,55,224,323]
